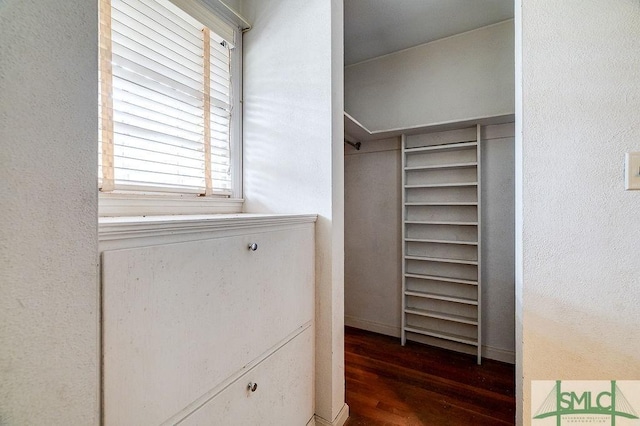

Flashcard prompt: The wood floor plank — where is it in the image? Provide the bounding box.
[346,352,513,418]
[344,327,515,425]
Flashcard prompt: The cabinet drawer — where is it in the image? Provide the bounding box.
[179,326,314,425]
[103,225,314,425]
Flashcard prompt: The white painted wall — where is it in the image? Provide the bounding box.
[0,0,99,424]
[343,126,515,362]
[518,0,640,423]
[481,124,515,362]
[514,1,524,423]
[344,20,514,132]
[241,0,346,423]
[344,138,402,337]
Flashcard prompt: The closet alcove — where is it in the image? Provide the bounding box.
[344,112,516,364]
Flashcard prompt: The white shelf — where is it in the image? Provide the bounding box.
[404,162,478,171]
[404,308,478,326]
[404,273,478,286]
[401,128,482,363]
[404,238,478,246]
[404,142,477,153]
[343,111,514,142]
[405,290,478,305]
[404,182,477,189]
[404,220,478,226]
[344,112,372,143]
[405,255,478,266]
[404,325,478,347]
[404,202,478,206]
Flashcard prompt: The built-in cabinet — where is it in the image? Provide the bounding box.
[401,126,482,363]
[100,216,316,425]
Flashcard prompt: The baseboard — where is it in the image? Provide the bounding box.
[482,345,515,364]
[344,316,400,338]
[312,403,350,426]
[346,319,514,364]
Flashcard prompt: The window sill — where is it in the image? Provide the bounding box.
[98,213,318,248]
[99,192,244,217]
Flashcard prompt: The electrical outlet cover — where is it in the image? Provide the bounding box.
[625,152,640,190]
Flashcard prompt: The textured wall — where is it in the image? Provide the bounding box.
[344,20,514,131]
[481,125,515,362]
[241,0,345,422]
[519,0,640,423]
[344,138,402,337]
[0,0,99,424]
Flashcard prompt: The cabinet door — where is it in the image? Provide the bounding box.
[179,327,314,426]
[103,225,314,425]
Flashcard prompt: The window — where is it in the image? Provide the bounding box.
[98,0,241,213]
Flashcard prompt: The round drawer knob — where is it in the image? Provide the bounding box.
[248,382,258,392]
[248,243,258,251]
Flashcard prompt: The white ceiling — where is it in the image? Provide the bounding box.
[344,0,514,66]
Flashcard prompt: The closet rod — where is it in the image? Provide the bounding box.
[345,140,361,150]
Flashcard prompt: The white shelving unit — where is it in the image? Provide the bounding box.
[401,125,482,364]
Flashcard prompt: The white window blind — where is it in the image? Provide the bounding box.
[99,0,234,196]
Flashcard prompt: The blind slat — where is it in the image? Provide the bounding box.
[115,156,205,180]
[113,82,202,120]
[114,133,205,158]
[117,0,202,50]
[114,149,205,173]
[113,110,203,142]
[114,173,205,190]
[210,62,230,81]
[114,98,204,134]
[113,73,202,110]
[210,112,231,125]
[112,28,203,85]
[211,56,230,75]
[113,86,204,126]
[210,97,231,112]
[111,5,202,58]
[113,121,203,151]
[211,127,230,137]
[210,79,230,99]
[112,8,202,64]
[112,48,203,97]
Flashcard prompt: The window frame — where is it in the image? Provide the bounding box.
[98,0,244,217]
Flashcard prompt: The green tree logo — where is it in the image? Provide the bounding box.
[534,381,639,425]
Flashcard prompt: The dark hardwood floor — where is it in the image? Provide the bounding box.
[344,327,515,426]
